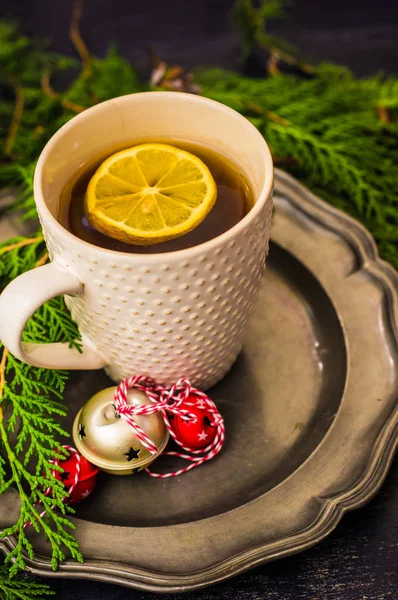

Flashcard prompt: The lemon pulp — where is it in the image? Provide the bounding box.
[85,143,217,245]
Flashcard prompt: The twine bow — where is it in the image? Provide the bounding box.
[113,376,225,478]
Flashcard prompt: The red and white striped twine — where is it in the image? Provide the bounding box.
[113,376,225,478]
[23,445,81,529]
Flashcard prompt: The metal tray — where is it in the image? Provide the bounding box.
[1,169,397,592]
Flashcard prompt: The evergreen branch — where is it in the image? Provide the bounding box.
[0,562,54,599]
[0,235,45,281]
[232,0,288,63]
[41,70,86,114]
[35,251,49,268]
[266,121,383,217]
[0,347,7,401]
[0,236,43,257]
[0,336,84,575]
[0,237,83,575]
[377,105,390,123]
[196,67,398,266]
[4,77,24,157]
[3,163,37,221]
[70,0,92,79]
[232,0,314,72]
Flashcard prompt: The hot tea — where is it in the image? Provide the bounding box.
[59,141,254,254]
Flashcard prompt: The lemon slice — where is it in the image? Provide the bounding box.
[85,143,217,245]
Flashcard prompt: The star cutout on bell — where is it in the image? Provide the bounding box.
[81,489,92,499]
[124,447,141,462]
[197,430,208,442]
[59,470,71,483]
[72,386,170,475]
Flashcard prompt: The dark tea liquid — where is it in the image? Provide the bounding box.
[59,141,254,254]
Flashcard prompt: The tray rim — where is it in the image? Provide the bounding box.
[1,168,397,592]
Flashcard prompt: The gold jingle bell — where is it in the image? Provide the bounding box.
[72,387,169,476]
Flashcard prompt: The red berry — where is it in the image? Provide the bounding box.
[171,394,217,450]
[53,452,99,504]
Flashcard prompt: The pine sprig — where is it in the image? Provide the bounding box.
[0,235,45,281]
[231,0,314,73]
[0,237,83,574]
[231,0,291,63]
[30,298,82,352]
[1,163,37,221]
[0,336,84,575]
[196,66,398,263]
[0,238,83,573]
[0,562,54,599]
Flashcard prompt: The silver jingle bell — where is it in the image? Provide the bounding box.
[72,387,169,476]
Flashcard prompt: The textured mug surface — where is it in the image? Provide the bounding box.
[0,92,273,389]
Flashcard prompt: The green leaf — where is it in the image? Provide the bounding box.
[195,66,398,267]
[0,561,54,599]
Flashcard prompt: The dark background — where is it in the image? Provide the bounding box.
[2,0,398,76]
[1,1,398,598]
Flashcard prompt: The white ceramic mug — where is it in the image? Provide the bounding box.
[0,92,273,389]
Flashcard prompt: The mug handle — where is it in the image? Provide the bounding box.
[0,258,106,370]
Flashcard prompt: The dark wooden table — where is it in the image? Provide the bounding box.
[1,1,397,598]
